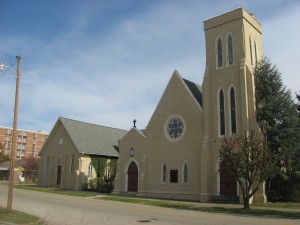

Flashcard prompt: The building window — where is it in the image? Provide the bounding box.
[88,163,93,178]
[219,89,225,136]
[70,155,75,173]
[183,162,189,184]
[45,156,49,173]
[216,37,223,68]
[249,36,253,66]
[170,170,178,183]
[230,87,237,134]
[254,40,258,65]
[105,166,110,179]
[227,34,234,66]
[162,163,167,183]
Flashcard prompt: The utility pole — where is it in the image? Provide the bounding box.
[7,55,21,213]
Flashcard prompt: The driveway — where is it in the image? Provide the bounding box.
[0,185,299,225]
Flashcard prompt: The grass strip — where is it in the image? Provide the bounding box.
[0,207,44,225]
[98,196,195,209]
[253,202,300,209]
[197,206,300,219]
[15,184,98,198]
[99,196,300,219]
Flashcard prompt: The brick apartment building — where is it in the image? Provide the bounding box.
[0,126,48,159]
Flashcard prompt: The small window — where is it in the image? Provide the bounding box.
[45,156,49,173]
[183,162,189,184]
[162,163,167,183]
[170,170,178,183]
[216,37,223,68]
[88,163,93,178]
[219,89,225,136]
[70,155,75,173]
[227,34,234,66]
[105,166,110,179]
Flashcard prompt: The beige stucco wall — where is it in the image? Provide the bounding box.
[37,121,93,191]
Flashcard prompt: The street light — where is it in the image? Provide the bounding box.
[0,56,22,213]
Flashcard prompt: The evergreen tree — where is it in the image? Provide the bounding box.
[254,57,300,201]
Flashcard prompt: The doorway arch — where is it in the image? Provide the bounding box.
[127,161,138,192]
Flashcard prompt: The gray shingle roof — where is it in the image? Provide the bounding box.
[183,78,203,107]
[60,117,127,157]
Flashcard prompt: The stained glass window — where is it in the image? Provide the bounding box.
[230,87,236,134]
[167,117,184,139]
[227,34,234,66]
[217,37,223,68]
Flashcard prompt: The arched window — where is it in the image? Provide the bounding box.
[227,34,234,66]
[254,41,258,65]
[230,87,237,134]
[162,163,167,183]
[70,155,75,173]
[183,162,189,184]
[216,37,223,68]
[249,36,253,66]
[219,89,225,136]
[45,156,49,173]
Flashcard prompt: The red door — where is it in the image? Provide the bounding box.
[127,162,138,192]
[220,166,237,196]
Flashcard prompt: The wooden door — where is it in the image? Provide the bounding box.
[220,166,237,196]
[127,162,138,192]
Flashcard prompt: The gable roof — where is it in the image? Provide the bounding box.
[183,78,202,107]
[57,117,127,157]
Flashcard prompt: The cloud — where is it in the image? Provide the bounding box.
[1,0,299,134]
[262,3,300,96]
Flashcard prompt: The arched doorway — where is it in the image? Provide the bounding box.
[220,164,237,196]
[57,165,62,185]
[127,161,138,192]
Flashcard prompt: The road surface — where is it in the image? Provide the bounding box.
[0,185,299,225]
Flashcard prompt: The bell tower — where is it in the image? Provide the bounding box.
[200,8,265,202]
[202,7,262,140]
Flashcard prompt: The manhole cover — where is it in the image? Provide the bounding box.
[137,220,151,223]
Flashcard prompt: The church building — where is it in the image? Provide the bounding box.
[113,8,266,203]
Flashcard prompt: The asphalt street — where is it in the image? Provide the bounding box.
[0,185,299,225]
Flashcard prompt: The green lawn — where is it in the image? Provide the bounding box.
[0,207,44,225]
[15,184,99,197]
[98,196,300,219]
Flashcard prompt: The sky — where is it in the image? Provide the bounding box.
[0,0,299,133]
